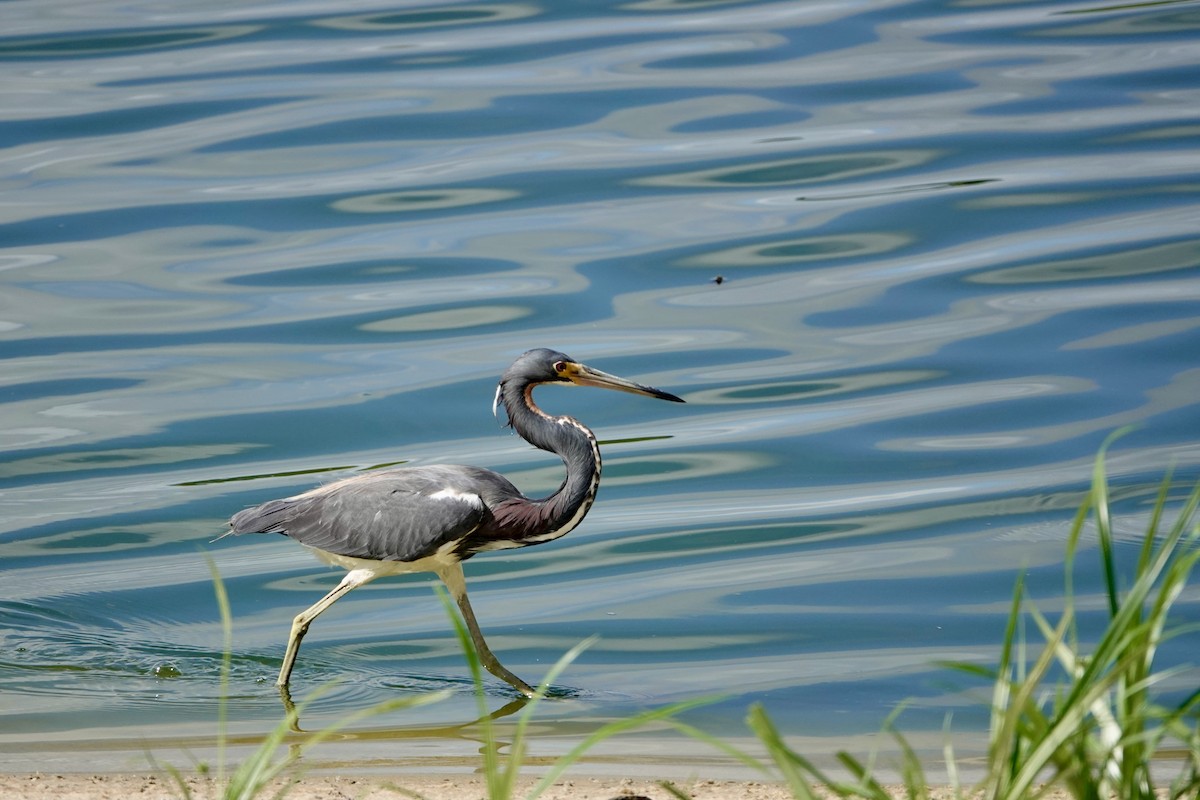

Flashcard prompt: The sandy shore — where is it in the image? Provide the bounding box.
[0,775,794,800]
[0,773,1089,799]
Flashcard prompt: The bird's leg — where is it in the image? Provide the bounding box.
[436,563,537,698]
[277,567,377,688]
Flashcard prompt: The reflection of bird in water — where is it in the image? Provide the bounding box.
[227,348,685,697]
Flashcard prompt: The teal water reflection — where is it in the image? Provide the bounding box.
[2,0,1199,775]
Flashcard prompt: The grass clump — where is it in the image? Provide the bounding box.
[669,440,1200,799]
[963,449,1200,800]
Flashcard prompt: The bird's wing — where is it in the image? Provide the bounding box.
[229,468,493,562]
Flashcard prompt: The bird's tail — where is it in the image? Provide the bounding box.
[226,498,300,536]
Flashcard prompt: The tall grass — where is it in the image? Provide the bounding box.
[960,444,1200,800]
[669,443,1200,800]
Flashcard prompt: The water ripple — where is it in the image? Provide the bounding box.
[2,0,1199,771]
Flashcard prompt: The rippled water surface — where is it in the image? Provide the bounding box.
[3,0,1200,776]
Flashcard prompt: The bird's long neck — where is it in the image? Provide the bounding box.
[499,381,601,542]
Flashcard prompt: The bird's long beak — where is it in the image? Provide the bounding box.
[563,362,685,403]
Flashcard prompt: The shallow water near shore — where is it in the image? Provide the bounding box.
[2,0,1199,775]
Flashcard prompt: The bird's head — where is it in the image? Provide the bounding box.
[493,348,684,422]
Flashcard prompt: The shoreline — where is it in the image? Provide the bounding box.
[0,773,1084,800]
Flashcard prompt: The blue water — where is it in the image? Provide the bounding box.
[2,0,1199,777]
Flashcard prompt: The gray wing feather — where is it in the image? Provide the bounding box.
[229,466,512,562]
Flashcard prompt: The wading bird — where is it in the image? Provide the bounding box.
[227,348,684,696]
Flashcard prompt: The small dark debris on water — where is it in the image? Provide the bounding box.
[712,275,725,285]
[152,662,182,678]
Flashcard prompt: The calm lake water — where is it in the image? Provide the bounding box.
[2,0,1199,778]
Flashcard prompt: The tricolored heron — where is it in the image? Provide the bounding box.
[227,348,684,696]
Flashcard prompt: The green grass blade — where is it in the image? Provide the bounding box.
[988,570,1026,779]
[149,754,195,800]
[666,718,769,775]
[507,637,596,800]
[525,696,719,800]
[1138,469,1174,575]
[433,585,502,799]
[1092,430,1122,618]
[941,714,961,799]
[745,703,898,799]
[833,750,894,800]
[206,557,234,788]
[745,703,823,799]
[887,722,928,800]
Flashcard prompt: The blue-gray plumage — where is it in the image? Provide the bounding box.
[227,348,684,696]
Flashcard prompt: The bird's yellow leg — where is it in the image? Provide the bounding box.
[437,563,537,698]
[277,568,377,688]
